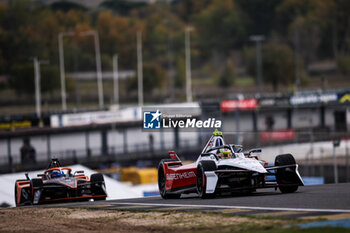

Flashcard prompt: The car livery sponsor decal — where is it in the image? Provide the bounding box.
[166,171,196,180]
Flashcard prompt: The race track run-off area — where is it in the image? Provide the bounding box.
[40,183,350,220]
[1,183,349,232]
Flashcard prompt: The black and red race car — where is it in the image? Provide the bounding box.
[15,159,107,206]
[158,130,304,198]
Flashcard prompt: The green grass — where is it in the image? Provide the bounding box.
[193,76,255,87]
[235,76,255,86]
[238,227,350,233]
[192,77,217,85]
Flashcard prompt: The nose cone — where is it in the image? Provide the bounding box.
[219,158,267,173]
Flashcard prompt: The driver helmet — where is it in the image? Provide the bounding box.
[51,170,63,178]
[218,148,232,159]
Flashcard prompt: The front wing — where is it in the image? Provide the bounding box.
[33,183,107,204]
[203,164,304,194]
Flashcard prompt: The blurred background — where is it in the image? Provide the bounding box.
[0,0,350,206]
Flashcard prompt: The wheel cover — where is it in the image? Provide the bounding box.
[197,167,204,195]
[14,184,18,205]
[158,168,166,195]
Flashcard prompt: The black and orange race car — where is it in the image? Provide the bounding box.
[15,159,107,207]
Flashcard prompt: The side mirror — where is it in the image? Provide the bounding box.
[74,171,84,176]
[248,148,262,154]
[25,172,30,180]
[244,148,262,160]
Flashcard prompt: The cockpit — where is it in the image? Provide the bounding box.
[200,131,246,160]
[45,168,72,179]
[205,145,245,160]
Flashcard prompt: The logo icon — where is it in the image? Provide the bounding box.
[340,94,350,103]
[143,110,161,129]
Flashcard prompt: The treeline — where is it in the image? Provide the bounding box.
[0,0,349,99]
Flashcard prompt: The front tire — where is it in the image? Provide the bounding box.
[158,159,181,199]
[30,178,43,205]
[275,154,299,193]
[14,179,30,207]
[196,161,217,198]
[91,173,107,200]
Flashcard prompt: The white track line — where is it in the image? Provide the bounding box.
[109,202,350,213]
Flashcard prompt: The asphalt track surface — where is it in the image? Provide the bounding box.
[114,183,350,211]
[42,183,350,216]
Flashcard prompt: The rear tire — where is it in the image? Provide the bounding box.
[197,161,217,198]
[91,173,107,200]
[275,154,299,193]
[158,159,181,199]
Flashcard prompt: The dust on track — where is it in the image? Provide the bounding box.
[0,207,294,233]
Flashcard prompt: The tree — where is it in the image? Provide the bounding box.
[235,0,281,35]
[50,1,87,12]
[8,63,34,95]
[127,63,167,93]
[0,1,40,74]
[100,0,146,16]
[276,0,350,59]
[246,43,295,91]
[96,11,145,68]
[288,16,320,66]
[143,63,167,91]
[175,0,211,23]
[275,0,319,34]
[337,55,350,75]
[175,57,186,88]
[55,9,91,29]
[194,0,247,56]
[8,63,60,95]
[218,59,235,87]
[40,66,60,94]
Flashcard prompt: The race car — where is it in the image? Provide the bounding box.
[15,159,107,206]
[158,129,304,198]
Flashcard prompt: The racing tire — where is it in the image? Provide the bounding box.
[91,173,107,201]
[14,179,30,207]
[196,160,217,198]
[275,154,299,193]
[158,159,181,199]
[30,178,43,205]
